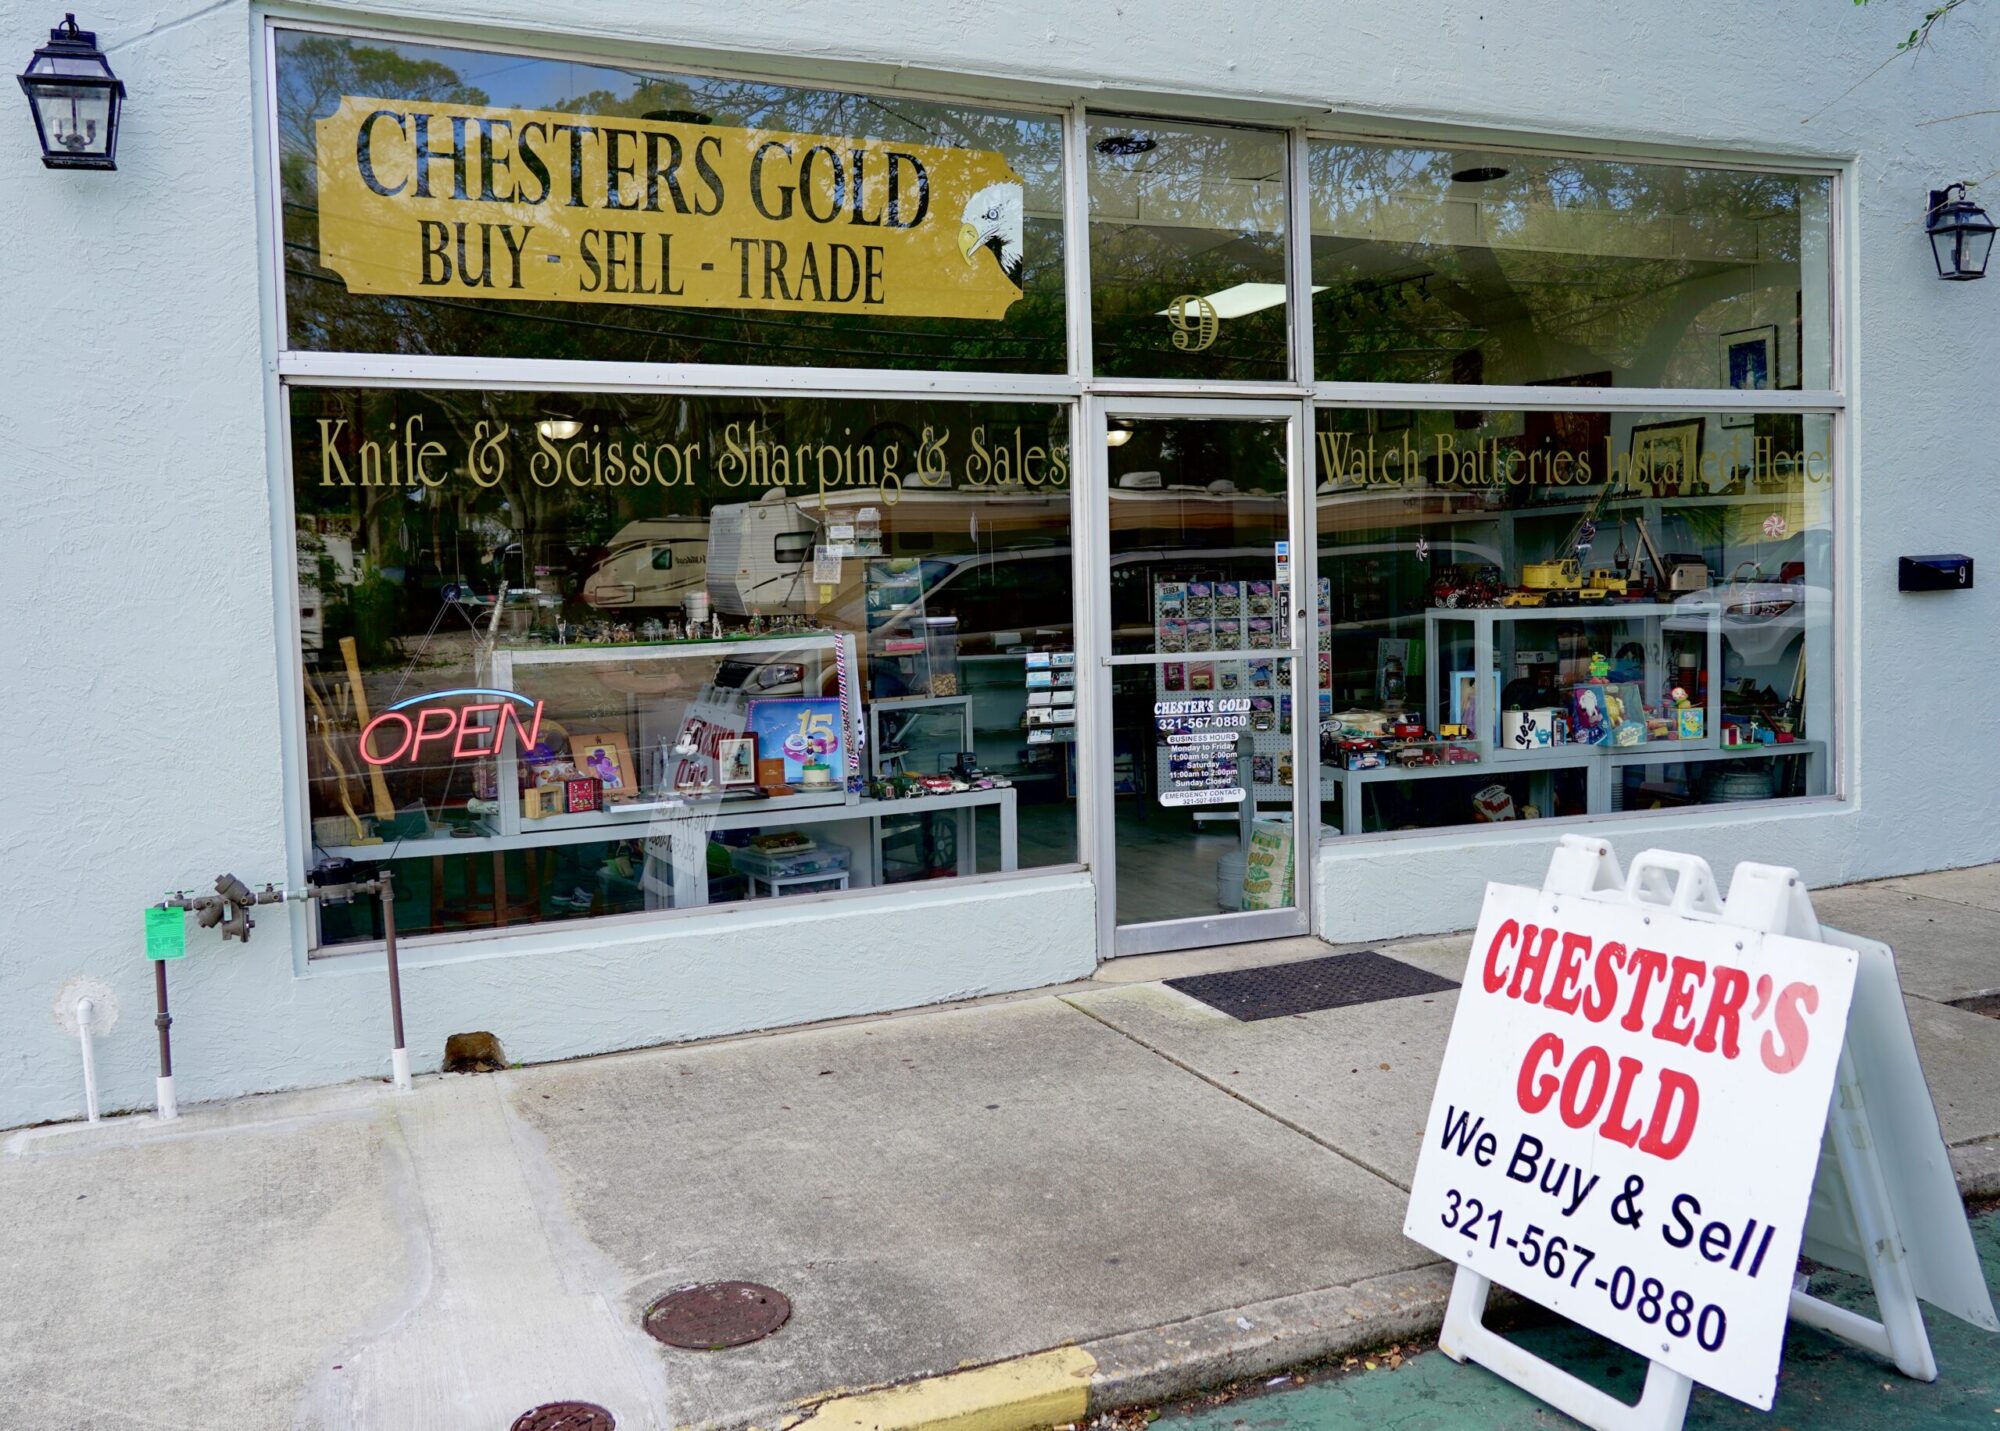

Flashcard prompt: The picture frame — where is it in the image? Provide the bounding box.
[564,775,603,814]
[1628,418,1704,497]
[746,697,844,784]
[1719,325,1778,428]
[718,734,758,788]
[569,732,637,802]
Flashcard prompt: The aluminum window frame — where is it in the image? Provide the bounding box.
[256,12,1856,960]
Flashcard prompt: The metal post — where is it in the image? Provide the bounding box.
[76,996,101,1123]
[153,959,177,1121]
[381,879,410,1092]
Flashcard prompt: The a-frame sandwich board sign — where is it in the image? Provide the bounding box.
[1405,834,1997,1431]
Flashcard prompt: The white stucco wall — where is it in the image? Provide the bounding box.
[4,0,1994,1127]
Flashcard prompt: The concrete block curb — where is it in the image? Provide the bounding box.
[1080,1264,1454,1414]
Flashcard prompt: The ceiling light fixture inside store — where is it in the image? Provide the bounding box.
[537,417,584,441]
[1155,282,1326,323]
[1106,422,1134,447]
[1450,165,1510,184]
[1095,134,1156,157]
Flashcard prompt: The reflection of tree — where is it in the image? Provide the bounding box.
[1308,142,1821,385]
[1087,122,1291,381]
[277,33,1064,372]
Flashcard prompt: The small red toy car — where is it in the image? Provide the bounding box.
[1387,719,1426,741]
[1336,739,1385,771]
[1443,743,1481,765]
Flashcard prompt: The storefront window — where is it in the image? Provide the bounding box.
[292,389,1076,948]
[275,31,1066,371]
[1088,117,1290,382]
[1309,142,1833,389]
[1313,406,1832,836]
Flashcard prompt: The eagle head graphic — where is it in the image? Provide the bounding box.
[958,180,1025,287]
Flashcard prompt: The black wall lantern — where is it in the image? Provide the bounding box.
[18,14,123,170]
[1926,184,1994,282]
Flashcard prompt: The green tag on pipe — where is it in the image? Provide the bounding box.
[145,907,187,961]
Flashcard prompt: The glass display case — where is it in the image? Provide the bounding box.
[1424,604,1720,761]
[869,696,974,780]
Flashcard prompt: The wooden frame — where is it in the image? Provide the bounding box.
[718,734,759,788]
[569,731,638,802]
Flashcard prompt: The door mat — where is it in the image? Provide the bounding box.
[1167,949,1458,1021]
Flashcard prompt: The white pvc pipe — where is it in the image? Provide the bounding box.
[75,996,100,1124]
[155,1074,177,1122]
[391,1047,412,1093]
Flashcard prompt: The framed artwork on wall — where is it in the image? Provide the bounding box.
[1720,325,1778,427]
[1628,418,1704,497]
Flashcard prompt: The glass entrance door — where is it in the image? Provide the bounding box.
[1091,403,1313,955]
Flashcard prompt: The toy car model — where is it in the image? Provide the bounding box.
[1438,723,1470,740]
[1431,565,1504,609]
[1392,744,1439,768]
[1443,743,1481,765]
[1336,739,1385,771]
[1387,719,1426,741]
[918,773,957,795]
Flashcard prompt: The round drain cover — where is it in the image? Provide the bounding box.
[643,1281,791,1349]
[510,1403,615,1431]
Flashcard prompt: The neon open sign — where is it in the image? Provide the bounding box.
[359,688,546,766]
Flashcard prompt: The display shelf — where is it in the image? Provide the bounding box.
[327,786,1018,913]
[481,632,848,840]
[1319,737,1826,836]
[1423,602,1720,762]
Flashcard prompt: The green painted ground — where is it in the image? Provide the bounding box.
[1165,1209,2000,1430]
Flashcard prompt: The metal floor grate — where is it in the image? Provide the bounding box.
[1167,949,1458,1021]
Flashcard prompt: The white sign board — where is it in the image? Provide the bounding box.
[1406,879,1858,1409]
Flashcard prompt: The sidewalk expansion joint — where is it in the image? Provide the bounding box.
[1056,994,1414,1193]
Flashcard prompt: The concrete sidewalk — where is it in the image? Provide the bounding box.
[4,865,2000,1430]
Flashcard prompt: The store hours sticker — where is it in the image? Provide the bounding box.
[1405,881,1856,1409]
[1157,697,1246,806]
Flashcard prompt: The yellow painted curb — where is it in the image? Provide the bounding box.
[789,1346,1097,1431]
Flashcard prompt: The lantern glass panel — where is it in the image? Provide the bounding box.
[1963,225,1996,279]
[27,80,115,159]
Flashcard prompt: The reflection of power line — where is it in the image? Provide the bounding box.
[286,265,1062,366]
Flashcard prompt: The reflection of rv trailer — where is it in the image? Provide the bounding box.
[581,518,710,611]
[706,492,824,616]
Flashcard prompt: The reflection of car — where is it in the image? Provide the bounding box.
[1666,582,1828,666]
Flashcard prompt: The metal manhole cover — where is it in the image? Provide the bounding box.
[511,1402,615,1431]
[1167,949,1458,1021]
[643,1281,791,1349]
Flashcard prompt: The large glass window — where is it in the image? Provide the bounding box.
[1088,117,1290,382]
[275,31,1066,371]
[291,389,1077,949]
[1313,405,1833,836]
[1309,142,1832,389]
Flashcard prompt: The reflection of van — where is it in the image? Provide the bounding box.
[581,519,709,611]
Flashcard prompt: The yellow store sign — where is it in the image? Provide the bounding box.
[314,97,1026,319]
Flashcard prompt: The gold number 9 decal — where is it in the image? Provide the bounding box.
[1167,294,1219,352]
